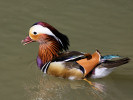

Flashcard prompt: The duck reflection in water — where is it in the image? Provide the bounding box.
[25,75,107,100]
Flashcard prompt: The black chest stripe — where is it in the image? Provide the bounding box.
[74,61,85,74]
[79,66,85,74]
[41,62,51,73]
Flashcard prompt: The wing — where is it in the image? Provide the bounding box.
[52,51,85,62]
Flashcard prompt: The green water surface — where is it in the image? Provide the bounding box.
[0,0,133,100]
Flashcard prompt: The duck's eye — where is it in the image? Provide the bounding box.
[33,32,37,35]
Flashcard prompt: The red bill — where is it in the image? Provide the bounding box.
[21,36,34,45]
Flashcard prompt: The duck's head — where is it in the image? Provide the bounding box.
[22,22,69,51]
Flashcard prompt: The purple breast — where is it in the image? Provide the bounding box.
[36,56,43,69]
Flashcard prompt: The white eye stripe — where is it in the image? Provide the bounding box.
[30,25,55,36]
[30,25,63,46]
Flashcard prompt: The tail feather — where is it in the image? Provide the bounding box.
[101,57,130,68]
[101,55,120,60]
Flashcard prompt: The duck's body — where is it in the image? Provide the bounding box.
[37,50,100,80]
[22,22,130,80]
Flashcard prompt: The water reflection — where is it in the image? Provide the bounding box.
[24,75,107,100]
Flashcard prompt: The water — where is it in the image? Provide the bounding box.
[0,0,133,100]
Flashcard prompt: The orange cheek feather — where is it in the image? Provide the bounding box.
[29,33,47,41]
[29,33,39,41]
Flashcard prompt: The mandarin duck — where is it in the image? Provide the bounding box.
[22,22,130,80]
